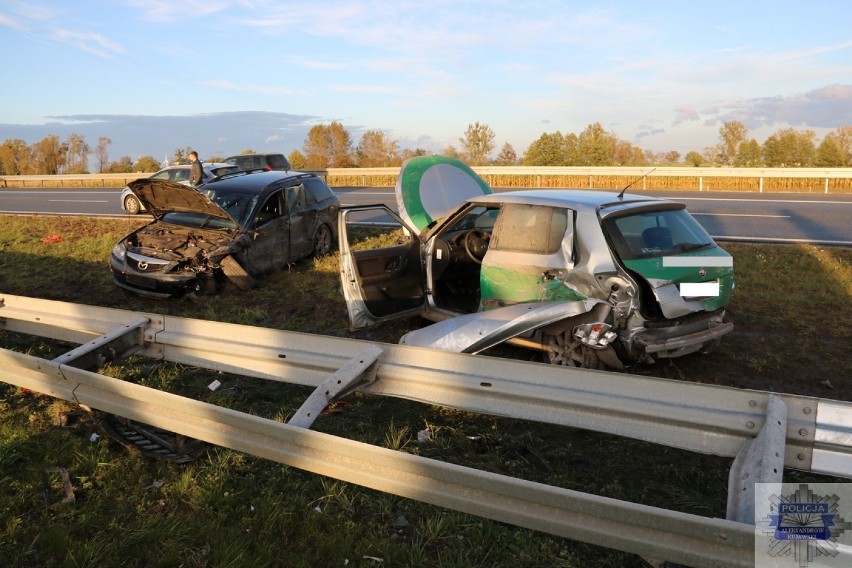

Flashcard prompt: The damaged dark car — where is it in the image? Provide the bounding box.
[110,170,339,298]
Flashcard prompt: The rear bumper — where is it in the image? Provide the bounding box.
[636,321,734,357]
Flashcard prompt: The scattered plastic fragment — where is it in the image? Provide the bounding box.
[417,429,431,444]
[41,234,63,244]
[208,379,222,391]
[89,433,101,442]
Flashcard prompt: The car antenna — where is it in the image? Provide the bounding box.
[617,167,656,199]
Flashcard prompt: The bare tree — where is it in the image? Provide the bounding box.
[495,142,517,165]
[66,133,89,174]
[95,136,112,173]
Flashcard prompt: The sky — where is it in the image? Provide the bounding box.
[1,0,851,164]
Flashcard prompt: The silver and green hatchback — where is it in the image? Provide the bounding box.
[338,156,734,369]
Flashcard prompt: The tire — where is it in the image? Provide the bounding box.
[312,223,333,257]
[220,255,255,291]
[544,330,605,369]
[124,195,141,215]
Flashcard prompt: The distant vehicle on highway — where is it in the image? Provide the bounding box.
[223,153,292,172]
[120,163,240,214]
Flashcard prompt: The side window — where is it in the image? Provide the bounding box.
[254,192,282,226]
[267,154,291,170]
[490,204,569,254]
[151,170,170,180]
[174,169,190,183]
[286,184,307,211]
[305,178,334,203]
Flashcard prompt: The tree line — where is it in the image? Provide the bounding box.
[1,120,850,176]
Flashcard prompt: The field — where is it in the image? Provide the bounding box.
[1,216,851,567]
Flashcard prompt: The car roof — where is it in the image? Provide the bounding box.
[158,162,231,171]
[202,170,313,194]
[470,189,669,213]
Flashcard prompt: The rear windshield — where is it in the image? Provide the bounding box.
[602,208,714,260]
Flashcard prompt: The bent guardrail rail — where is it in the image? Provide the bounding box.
[1,293,851,566]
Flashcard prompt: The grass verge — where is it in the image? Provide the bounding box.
[0,215,850,566]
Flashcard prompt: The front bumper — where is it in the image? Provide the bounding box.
[110,254,196,298]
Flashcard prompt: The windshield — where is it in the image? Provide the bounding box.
[603,208,714,260]
[198,189,259,228]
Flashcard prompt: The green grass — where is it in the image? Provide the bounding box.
[1,215,851,566]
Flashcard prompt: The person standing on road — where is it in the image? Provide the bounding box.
[189,150,203,187]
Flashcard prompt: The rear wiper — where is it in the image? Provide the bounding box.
[677,242,712,252]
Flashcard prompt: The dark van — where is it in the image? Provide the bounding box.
[224,153,292,172]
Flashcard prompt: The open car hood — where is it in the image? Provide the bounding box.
[395,155,492,233]
[398,299,603,354]
[128,179,235,222]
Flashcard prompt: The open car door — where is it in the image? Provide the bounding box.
[338,205,427,330]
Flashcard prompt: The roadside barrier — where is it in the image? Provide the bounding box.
[2,293,850,566]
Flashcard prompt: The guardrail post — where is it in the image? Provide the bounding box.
[825,178,829,193]
[726,394,787,525]
[759,177,764,193]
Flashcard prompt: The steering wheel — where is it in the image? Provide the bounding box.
[463,228,490,264]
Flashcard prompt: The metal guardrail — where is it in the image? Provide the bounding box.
[2,166,852,191]
[1,293,851,566]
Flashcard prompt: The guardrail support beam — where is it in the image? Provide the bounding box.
[50,316,150,370]
[288,345,382,429]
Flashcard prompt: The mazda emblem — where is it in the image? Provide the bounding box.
[137,261,149,271]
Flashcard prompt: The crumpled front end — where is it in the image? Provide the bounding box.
[110,224,240,298]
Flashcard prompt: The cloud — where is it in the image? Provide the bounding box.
[123,0,232,22]
[331,84,401,95]
[0,12,27,31]
[672,104,700,126]
[635,128,665,140]
[52,29,124,59]
[706,84,852,129]
[201,80,308,97]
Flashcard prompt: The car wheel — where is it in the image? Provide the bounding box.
[544,330,604,369]
[124,195,141,215]
[312,224,333,257]
[220,256,255,291]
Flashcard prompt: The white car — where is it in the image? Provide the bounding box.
[338,155,734,369]
[120,163,240,214]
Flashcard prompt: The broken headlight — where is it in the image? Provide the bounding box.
[111,242,126,262]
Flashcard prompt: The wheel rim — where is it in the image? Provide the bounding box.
[314,224,331,256]
[545,331,587,367]
[125,196,140,214]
